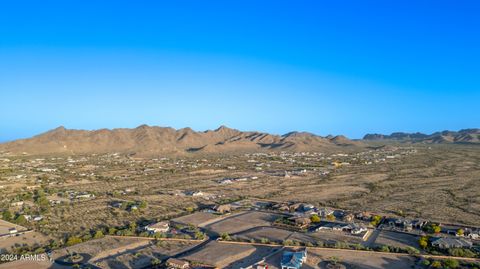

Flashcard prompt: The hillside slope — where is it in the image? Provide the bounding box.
[0,125,362,156]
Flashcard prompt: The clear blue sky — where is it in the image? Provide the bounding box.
[1,1,479,141]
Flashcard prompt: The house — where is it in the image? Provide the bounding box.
[33,216,43,221]
[340,213,355,223]
[289,203,303,212]
[348,223,368,235]
[317,208,334,218]
[431,237,473,249]
[144,221,170,234]
[355,211,372,221]
[385,218,413,231]
[290,217,311,228]
[315,222,349,232]
[464,229,480,240]
[301,204,315,212]
[8,228,17,234]
[166,258,189,269]
[273,203,290,212]
[281,249,307,269]
[411,219,428,229]
[213,204,232,214]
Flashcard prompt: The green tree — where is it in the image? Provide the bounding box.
[221,232,231,241]
[420,259,430,266]
[310,214,321,223]
[139,200,147,209]
[431,261,442,268]
[108,227,117,235]
[456,229,464,236]
[444,259,459,269]
[151,258,160,267]
[425,223,442,234]
[15,215,27,225]
[419,236,429,249]
[379,245,390,252]
[128,221,137,232]
[405,246,420,255]
[194,231,205,240]
[371,215,382,226]
[65,236,83,246]
[93,230,104,239]
[2,210,12,221]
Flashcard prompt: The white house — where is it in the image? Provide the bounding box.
[145,221,170,234]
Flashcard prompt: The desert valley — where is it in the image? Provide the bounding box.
[0,126,478,269]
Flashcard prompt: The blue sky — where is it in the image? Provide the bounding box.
[1,1,479,141]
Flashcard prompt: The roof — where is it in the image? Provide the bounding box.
[281,250,306,268]
[166,258,189,266]
[148,221,169,229]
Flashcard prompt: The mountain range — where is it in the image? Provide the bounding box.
[0,125,361,156]
[363,129,480,144]
[0,126,477,156]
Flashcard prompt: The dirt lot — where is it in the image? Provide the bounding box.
[372,230,420,249]
[171,212,221,227]
[51,236,199,269]
[0,231,49,253]
[94,239,199,269]
[183,241,280,268]
[235,227,293,243]
[204,211,280,235]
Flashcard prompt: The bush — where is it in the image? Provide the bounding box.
[65,236,83,246]
[379,245,390,252]
[448,248,476,258]
[93,230,104,239]
[220,233,231,241]
[444,259,459,269]
[420,259,430,266]
[2,210,12,221]
[15,215,27,225]
[404,246,420,255]
[431,261,442,268]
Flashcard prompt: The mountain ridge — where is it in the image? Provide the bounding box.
[363,129,480,144]
[0,125,361,156]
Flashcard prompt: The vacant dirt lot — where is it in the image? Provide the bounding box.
[235,227,293,243]
[172,212,220,227]
[372,230,420,249]
[0,231,48,253]
[204,211,280,235]
[183,241,280,268]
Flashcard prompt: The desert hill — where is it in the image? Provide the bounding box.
[363,129,480,144]
[0,125,362,156]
